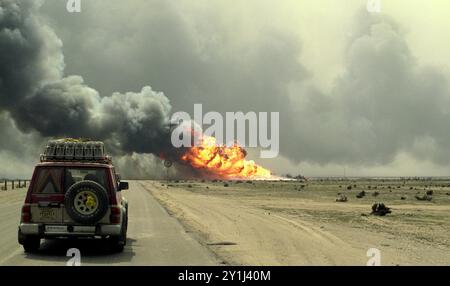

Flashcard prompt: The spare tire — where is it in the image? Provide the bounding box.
[65,181,109,224]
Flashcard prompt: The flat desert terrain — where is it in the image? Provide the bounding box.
[142,179,450,266]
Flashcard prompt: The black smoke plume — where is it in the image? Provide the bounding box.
[0,0,173,156]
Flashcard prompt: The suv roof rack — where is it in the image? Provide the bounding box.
[40,139,112,164]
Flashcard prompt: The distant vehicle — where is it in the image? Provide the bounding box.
[18,139,129,253]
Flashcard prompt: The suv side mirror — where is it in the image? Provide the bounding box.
[119,181,129,191]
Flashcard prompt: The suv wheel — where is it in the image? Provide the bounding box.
[65,180,109,224]
[23,237,40,253]
[109,237,125,253]
[109,212,128,253]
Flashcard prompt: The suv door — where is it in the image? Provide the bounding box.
[110,168,121,205]
[30,167,64,224]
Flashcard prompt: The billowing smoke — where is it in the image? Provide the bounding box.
[113,152,200,180]
[283,10,450,166]
[0,0,173,160]
[2,0,450,178]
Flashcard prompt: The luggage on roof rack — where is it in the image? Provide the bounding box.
[41,139,111,163]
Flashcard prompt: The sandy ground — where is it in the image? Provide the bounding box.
[142,179,450,266]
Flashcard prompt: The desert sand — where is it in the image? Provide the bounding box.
[141,179,450,266]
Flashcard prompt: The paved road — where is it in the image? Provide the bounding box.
[0,182,218,266]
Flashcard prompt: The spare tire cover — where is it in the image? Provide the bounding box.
[65,180,109,224]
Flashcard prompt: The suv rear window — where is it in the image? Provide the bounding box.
[65,168,108,190]
[32,168,63,194]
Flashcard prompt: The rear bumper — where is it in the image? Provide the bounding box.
[19,223,122,237]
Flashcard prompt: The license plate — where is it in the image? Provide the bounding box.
[45,225,67,232]
[39,208,56,220]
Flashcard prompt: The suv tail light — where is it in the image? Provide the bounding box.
[110,206,121,224]
[21,205,31,223]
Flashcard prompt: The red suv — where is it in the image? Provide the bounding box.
[18,140,129,253]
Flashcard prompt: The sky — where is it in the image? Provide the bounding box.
[1,0,450,178]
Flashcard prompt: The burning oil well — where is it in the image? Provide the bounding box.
[159,129,274,180]
[178,135,272,180]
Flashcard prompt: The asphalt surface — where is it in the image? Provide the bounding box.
[0,181,218,266]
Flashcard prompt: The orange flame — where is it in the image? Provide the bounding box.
[180,136,273,179]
